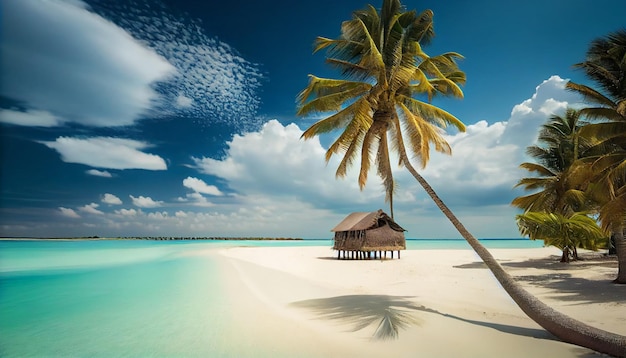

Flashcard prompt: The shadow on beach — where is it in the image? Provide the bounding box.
[454,255,623,304]
[290,294,554,342]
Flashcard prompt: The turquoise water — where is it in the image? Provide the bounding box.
[0,239,541,357]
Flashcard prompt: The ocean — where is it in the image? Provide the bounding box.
[0,239,543,357]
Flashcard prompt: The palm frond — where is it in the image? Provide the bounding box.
[397,94,465,131]
[566,81,616,108]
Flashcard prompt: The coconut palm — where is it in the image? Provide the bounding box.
[567,29,626,283]
[297,1,626,355]
[511,109,606,259]
[512,109,592,213]
[296,0,466,218]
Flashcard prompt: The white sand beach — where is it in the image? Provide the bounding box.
[215,246,625,357]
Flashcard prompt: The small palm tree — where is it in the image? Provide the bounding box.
[516,212,607,262]
[297,1,626,355]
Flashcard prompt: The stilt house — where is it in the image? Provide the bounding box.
[331,209,406,259]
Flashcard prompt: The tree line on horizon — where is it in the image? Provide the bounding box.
[295,0,625,355]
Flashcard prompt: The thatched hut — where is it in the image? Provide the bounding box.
[331,209,406,260]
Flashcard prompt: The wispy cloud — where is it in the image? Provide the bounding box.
[59,207,80,219]
[0,108,65,127]
[1,0,175,127]
[86,169,113,178]
[87,0,265,131]
[41,137,167,170]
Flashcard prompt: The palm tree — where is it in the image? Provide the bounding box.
[512,109,605,259]
[516,212,606,262]
[567,29,626,283]
[297,1,626,355]
[296,0,466,218]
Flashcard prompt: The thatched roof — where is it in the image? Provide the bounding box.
[331,209,405,232]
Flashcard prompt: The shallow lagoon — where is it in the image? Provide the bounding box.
[0,239,543,357]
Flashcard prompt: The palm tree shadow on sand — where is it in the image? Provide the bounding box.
[290,295,555,342]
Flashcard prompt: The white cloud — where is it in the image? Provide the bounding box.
[187,76,584,238]
[114,208,139,217]
[498,75,582,147]
[79,203,104,215]
[129,195,163,208]
[0,108,65,127]
[192,120,386,209]
[102,193,122,205]
[41,137,167,170]
[86,169,112,178]
[59,207,80,218]
[175,94,193,108]
[1,0,175,127]
[1,0,263,130]
[184,192,214,207]
[182,177,223,196]
[8,76,586,239]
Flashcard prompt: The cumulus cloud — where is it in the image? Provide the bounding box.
[0,108,65,127]
[102,193,122,205]
[129,195,163,208]
[188,76,584,238]
[498,75,582,147]
[114,208,139,216]
[59,207,80,218]
[183,193,214,207]
[79,203,104,215]
[182,176,223,196]
[191,120,385,209]
[414,76,584,210]
[1,0,175,127]
[86,169,112,177]
[41,137,167,170]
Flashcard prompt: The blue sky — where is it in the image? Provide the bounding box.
[1,0,625,239]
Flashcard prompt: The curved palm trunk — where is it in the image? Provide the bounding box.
[402,159,626,356]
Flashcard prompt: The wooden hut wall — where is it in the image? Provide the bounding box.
[361,224,406,251]
[333,230,366,250]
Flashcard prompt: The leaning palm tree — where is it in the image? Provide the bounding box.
[297,1,626,355]
[567,29,626,283]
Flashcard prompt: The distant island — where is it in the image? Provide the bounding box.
[2,236,304,241]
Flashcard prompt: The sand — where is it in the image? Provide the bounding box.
[215,246,625,357]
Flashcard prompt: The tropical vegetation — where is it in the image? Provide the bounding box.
[512,109,608,262]
[296,0,626,355]
[566,29,626,283]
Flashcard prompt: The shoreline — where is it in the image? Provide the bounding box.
[216,246,624,357]
[0,236,304,241]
